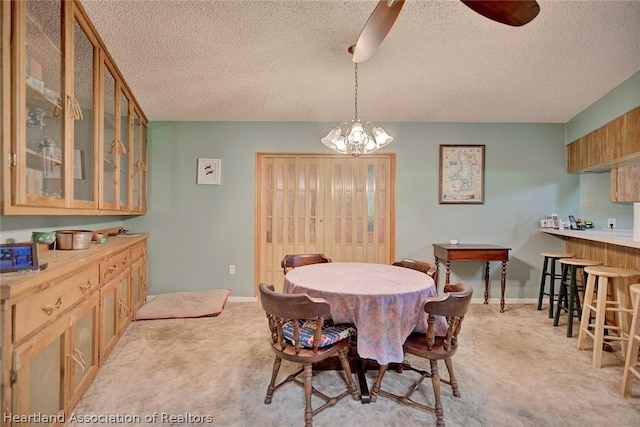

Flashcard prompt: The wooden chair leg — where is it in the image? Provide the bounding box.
[264,356,282,404]
[303,363,313,427]
[370,364,389,403]
[430,360,444,427]
[443,358,460,397]
[337,348,360,401]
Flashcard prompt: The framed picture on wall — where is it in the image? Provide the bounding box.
[197,158,221,185]
[439,144,485,204]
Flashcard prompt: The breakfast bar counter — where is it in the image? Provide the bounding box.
[541,228,640,271]
[541,228,640,249]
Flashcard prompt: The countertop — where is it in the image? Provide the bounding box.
[0,234,148,300]
[541,228,640,249]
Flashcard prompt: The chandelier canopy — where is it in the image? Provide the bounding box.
[321,63,392,157]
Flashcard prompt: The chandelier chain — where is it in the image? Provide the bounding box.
[354,63,359,120]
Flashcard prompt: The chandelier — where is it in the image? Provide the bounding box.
[321,62,392,157]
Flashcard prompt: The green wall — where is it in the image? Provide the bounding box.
[125,121,572,299]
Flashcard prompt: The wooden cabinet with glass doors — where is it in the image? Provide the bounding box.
[2,0,148,215]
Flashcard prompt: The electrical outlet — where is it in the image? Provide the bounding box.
[607,218,616,229]
[229,264,236,274]
[583,198,593,208]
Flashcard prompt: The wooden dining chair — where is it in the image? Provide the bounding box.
[370,282,473,427]
[258,283,360,427]
[392,258,437,280]
[281,253,331,274]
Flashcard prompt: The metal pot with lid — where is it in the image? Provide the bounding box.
[55,230,93,250]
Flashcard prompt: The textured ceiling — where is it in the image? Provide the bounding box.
[80,0,640,123]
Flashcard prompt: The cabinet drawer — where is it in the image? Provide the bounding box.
[100,249,131,283]
[13,265,99,343]
[130,241,147,260]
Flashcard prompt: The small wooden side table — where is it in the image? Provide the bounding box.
[433,243,511,312]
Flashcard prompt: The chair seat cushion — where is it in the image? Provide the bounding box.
[283,319,356,348]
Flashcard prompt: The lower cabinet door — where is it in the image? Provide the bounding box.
[130,256,147,312]
[118,268,132,334]
[99,274,120,362]
[11,315,69,427]
[68,292,100,410]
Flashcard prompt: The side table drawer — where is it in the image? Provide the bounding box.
[13,265,100,342]
[100,249,131,283]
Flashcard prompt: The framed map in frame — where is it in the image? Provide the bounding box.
[439,145,485,204]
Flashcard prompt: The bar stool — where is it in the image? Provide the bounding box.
[538,252,574,318]
[621,284,640,397]
[553,258,602,337]
[577,266,640,368]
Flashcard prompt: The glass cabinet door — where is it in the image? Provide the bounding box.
[132,110,140,211]
[118,90,130,209]
[117,270,131,334]
[68,293,99,410]
[12,316,68,425]
[140,122,148,212]
[17,0,65,206]
[71,14,96,208]
[102,61,117,209]
[99,275,119,361]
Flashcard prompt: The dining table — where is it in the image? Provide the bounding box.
[283,262,447,402]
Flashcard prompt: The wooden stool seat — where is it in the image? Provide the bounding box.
[577,266,640,368]
[538,252,574,318]
[540,252,575,258]
[621,284,640,397]
[557,258,602,267]
[553,258,602,337]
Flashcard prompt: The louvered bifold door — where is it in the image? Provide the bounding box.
[324,156,392,264]
[257,154,394,293]
[259,156,325,291]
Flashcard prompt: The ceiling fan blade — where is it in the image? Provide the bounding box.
[460,0,540,27]
[351,0,405,63]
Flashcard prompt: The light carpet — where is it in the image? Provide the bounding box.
[67,303,640,427]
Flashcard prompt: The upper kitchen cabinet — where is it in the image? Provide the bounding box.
[2,0,148,215]
[567,106,640,174]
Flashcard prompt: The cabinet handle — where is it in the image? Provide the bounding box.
[79,280,93,293]
[69,349,86,373]
[121,257,129,265]
[68,96,83,120]
[108,138,118,154]
[117,139,127,155]
[119,300,130,314]
[41,297,63,316]
[105,265,118,278]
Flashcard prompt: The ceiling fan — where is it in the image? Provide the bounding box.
[350,0,541,63]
